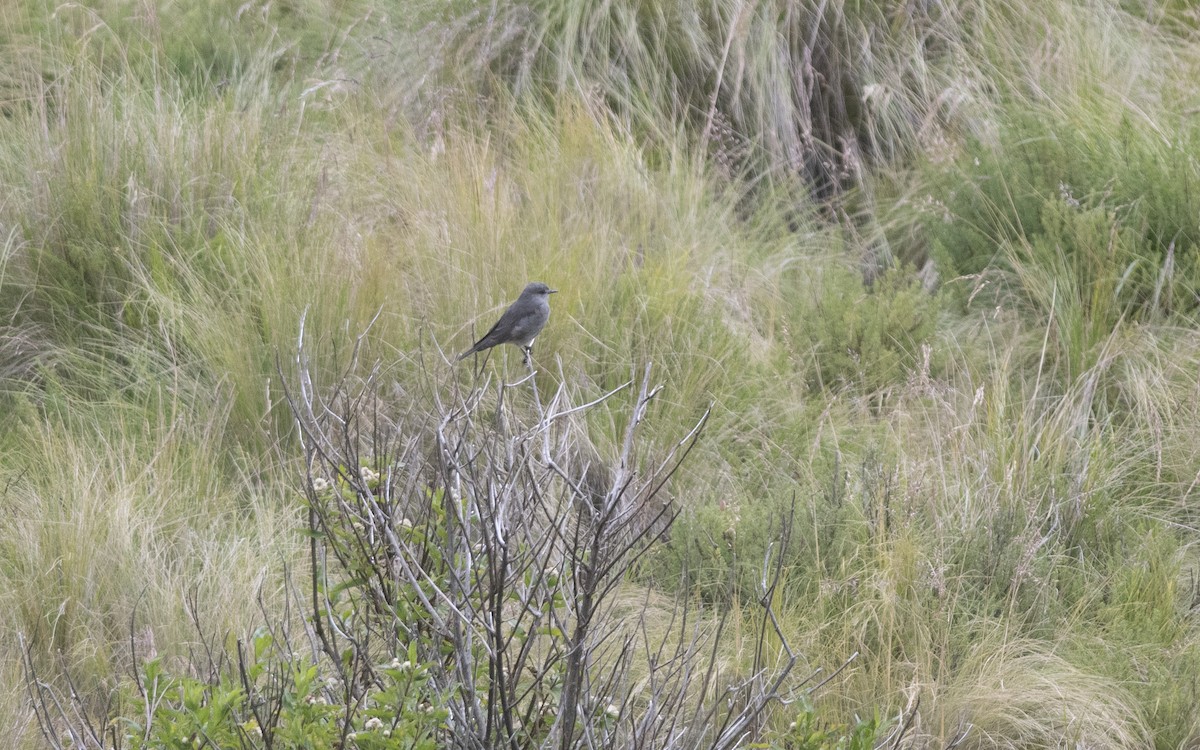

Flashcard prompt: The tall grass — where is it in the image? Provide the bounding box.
[4,0,1200,747]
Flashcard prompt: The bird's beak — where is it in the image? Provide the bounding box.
[549,289,558,294]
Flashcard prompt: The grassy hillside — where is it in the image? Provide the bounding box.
[3,0,1200,747]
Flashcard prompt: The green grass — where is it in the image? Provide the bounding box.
[3,0,1200,747]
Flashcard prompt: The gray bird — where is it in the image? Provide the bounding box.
[457,282,557,365]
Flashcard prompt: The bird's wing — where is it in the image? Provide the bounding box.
[459,303,522,358]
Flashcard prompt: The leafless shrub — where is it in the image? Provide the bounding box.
[286,312,824,749]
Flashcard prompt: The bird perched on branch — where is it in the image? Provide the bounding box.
[457,282,557,366]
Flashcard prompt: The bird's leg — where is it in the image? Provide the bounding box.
[522,345,533,367]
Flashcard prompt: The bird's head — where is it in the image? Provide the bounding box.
[523,281,557,297]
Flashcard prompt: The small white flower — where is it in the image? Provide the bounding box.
[312,477,330,492]
[1058,182,1080,208]
[365,717,384,731]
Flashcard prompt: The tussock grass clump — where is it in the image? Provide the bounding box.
[2,392,302,742]
[396,0,980,192]
[934,639,1150,748]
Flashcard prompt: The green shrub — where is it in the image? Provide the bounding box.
[772,696,883,750]
[122,632,445,750]
[920,111,1200,322]
[799,265,939,395]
